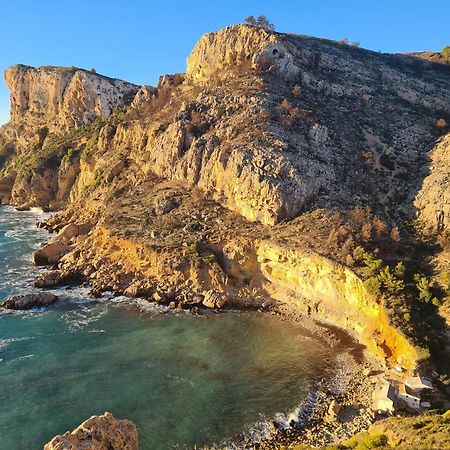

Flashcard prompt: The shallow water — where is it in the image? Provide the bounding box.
[0,206,333,449]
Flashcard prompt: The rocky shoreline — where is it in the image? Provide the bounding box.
[28,263,382,449]
[232,304,383,449]
[0,206,408,449]
[14,211,395,449]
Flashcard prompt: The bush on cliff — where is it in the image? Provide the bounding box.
[244,15,275,31]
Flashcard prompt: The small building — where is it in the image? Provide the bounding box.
[405,376,433,391]
[397,384,421,410]
[373,382,396,413]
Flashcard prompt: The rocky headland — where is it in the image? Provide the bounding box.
[1,23,449,448]
[43,412,138,450]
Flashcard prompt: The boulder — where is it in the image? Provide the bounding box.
[44,412,138,450]
[33,270,83,288]
[34,271,64,288]
[33,242,69,266]
[202,290,227,309]
[49,222,93,245]
[2,292,58,310]
[324,399,342,423]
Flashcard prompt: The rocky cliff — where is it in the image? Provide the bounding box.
[0,65,138,207]
[4,65,138,133]
[2,26,450,224]
[1,24,450,376]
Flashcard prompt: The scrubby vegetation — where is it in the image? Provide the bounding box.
[0,116,108,178]
[282,410,450,449]
[278,207,449,381]
[244,15,275,31]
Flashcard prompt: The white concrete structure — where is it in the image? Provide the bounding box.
[406,376,433,391]
[373,382,396,413]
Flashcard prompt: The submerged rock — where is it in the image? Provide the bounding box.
[44,412,138,450]
[2,292,58,310]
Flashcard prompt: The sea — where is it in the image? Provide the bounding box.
[0,206,335,449]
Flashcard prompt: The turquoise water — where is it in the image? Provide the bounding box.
[0,206,333,449]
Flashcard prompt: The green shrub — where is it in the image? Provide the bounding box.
[353,245,366,262]
[61,147,75,164]
[394,261,405,278]
[202,254,216,263]
[414,274,433,303]
[344,432,387,449]
[378,266,405,295]
[188,242,199,257]
[354,433,388,449]
[364,277,382,296]
[361,253,383,278]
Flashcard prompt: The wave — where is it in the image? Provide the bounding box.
[59,304,108,332]
[214,352,354,449]
[0,336,34,351]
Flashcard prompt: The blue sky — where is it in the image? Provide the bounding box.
[1,0,449,125]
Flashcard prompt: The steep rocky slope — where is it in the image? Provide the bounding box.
[1,23,450,407]
[4,64,138,132]
[0,65,138,206]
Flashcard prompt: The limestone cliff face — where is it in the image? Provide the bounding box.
[255,242,417,369]
[98,26,450,226]
[2,27,450,224]
[186,25,300,82]
[0,65,138,206]
[3,64,138,134]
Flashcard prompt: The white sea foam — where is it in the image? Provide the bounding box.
[0,336,34,351]
[18,354,35,360]
[60,305,108,332]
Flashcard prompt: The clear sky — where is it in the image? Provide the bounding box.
[1,0,449,125]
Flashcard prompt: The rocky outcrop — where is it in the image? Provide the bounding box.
[1,292,58,310]
[0,170,16,204]
[33,222,93,265]
[44,412,138,450]
[4,65,138,132]
[186,24,301,82]
[415,132,450,233]
[202,290,227,308]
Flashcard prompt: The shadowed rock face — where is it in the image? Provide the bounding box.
[43,412,138,450]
